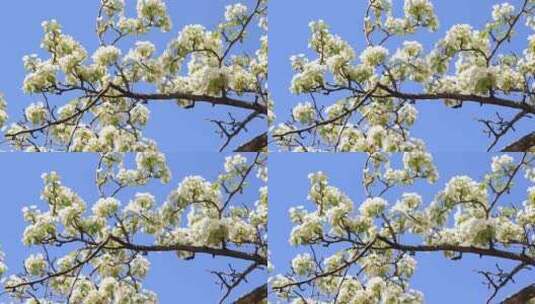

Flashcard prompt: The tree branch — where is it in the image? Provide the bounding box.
[233,283,267,304]
[502,284,535,304]
[377,84,535,114]
[110,235,266,265]
[376,236,535,266]
[109,84,267,113]
[502,132,535,152]
[5,84,111,139]
[234,132,267,152]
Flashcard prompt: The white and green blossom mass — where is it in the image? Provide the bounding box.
[0,152,267,303]
[1,0,268,152]
[271,152,535,304]
[272,0,535,152]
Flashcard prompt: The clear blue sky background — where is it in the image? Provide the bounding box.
[269,0,533,152]
[269,152,533,303]
[0,152,265,303]
[0,0,264,152]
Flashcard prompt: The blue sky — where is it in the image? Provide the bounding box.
[0,152,265,303]
[269,0,533,152]
[0,0,264,152]
[269,152,533,303]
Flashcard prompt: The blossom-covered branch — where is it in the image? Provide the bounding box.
[271,152,535,303]
[0,152,268,303]
[1,0,268,152]
[273,0,535,152]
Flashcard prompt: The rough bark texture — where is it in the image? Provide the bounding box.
[502,132,535,152]
[233,284,267,304]
[235,133,267,152]
[502,284,535,304]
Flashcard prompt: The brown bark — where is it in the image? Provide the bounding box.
[110,235,267,265]
[377,84,535,114]
[233,284,267,304]
[110,84,267,113]
[235,133,267,152]
[502,132,535,152]
[377,236,535,266]
[502,284,535,304]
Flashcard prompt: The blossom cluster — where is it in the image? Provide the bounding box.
[273,153,535,303]
[274,17,429,152]
[2,152,267,303]
[3,0,267,152]
[274,0,535,152]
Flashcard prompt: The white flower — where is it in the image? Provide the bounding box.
[126,192,155,213]
[495,217,523,243]
[403,151,439,183]
[190,217,228,247]
[292,102,315,124]
[24,102,47,125]
[271,275,295,299]
[22,62,57,93]
[527,186,535,205]
[457,65,495,94]
[360,46,389,66]
[117,17,143,34]
[289,214,323,245]
[291,253,315,276]
[0,94,8,128]
[393,193,422,213]
[404,0,439,30]
[399,255,417,277]
[92,197,120,218]
[457,217,495,246]
[443,176,488,207]
[98,277,117,297]
[135,152,172,183]
[136,0,172,32]
[130,104,150,126]
[491,155,514,173]
[24,254,47,276]
[367,277,386,297]
[290,61,326,93]
[0,262,6,277]
[398,103,418,126]
[92,45,121,66]
[366,125,386,148]
[224,154,248,174]
[102,0,125,16]
[525,167,535,183]
[225,3,248,22]
[133,41,156,59]
[22,214,56,245]
[492,3,515,22]
[70,279,96,303]
[131,255,150,278]
[0,250,7,277]
[359,197,388,218]
[169,175,220,210]
[442,24,475,51]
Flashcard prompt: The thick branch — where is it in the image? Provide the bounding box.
[233,283,267,304]
[502,132,535,152]
[502,284,535,304]
[235,132,267,152]
[110,235,266,265]
[377,236,535,266]
[109,84,267,113]
[377,84,535,114]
